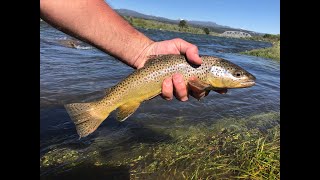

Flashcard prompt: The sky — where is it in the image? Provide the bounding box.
[106,0,280,34]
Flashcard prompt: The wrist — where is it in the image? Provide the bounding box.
[132,39,156,69]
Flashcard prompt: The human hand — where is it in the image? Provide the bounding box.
[135,38,208,101]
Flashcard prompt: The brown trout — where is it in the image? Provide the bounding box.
[65,55,256,138]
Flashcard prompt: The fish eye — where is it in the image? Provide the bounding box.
[234,71,243,78]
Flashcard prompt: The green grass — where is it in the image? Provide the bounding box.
[245,34,280,43]
[41,112,280,179]
[241,41,280,61]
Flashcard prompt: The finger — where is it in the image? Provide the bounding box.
[186,46,202,65]
[161,77,173,100]
[172,73,188,101]
[173,38,202,65]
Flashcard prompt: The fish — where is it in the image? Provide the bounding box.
[65,54,256,138]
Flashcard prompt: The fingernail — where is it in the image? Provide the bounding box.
[181,96,188,101]
[195,54,202,63]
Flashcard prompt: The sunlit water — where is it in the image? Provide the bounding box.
[40,21,279,177]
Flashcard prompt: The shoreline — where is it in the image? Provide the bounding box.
[123,16,219,36]
[123,16,279,43]
[240,41,280,61]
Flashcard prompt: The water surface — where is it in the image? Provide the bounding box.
[40,21,279,178]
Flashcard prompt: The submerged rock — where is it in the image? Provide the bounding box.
[57,39,81,48]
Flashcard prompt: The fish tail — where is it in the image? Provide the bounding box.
[64,100,110,138]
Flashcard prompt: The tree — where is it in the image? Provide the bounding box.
[179,20,187,28]
[263,33,280,41]
[263,34,272,38]
[203,28,210,35]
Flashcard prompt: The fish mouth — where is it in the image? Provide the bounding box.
[240,80,256,87]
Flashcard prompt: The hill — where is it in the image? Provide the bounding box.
[115,9,263,36]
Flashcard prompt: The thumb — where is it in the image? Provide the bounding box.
[173,38,202,65]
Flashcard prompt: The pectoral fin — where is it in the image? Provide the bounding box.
[116,101,141,122]
[188,79,211,101]
[188,79,211,92]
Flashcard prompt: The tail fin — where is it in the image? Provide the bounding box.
[64,101,109,138]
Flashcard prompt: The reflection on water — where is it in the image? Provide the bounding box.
[40,21,279,178]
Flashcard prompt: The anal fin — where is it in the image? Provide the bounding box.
[116,101,141,122]
[188,79,211,92]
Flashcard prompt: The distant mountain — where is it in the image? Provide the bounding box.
[188,20,229,29]
[115,9,178,24]
[115,8,263,35]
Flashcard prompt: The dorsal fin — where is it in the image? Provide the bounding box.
[146,55,160,60]
[143,55,161,66]
[144,54,180,66]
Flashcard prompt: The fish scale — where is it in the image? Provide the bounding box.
[65,54,256,138]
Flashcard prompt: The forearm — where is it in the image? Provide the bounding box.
[40,0,154,68]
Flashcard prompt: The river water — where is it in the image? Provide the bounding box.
[40,21,279,178]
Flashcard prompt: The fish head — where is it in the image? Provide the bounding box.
[207,59,256,89]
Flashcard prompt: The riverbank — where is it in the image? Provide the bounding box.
[240,41,280,61]
[123,16,220,36]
